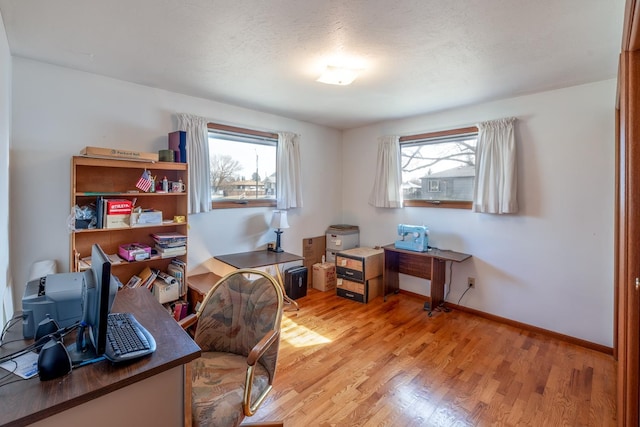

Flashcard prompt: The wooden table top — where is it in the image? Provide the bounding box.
[215,250,304,269]
[382,244,472,263]
[0,287,201,426]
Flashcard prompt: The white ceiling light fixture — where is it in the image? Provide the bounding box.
[316,65,361,86]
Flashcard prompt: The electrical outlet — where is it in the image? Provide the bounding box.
[468,277,475,288]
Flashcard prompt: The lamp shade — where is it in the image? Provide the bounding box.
[270,210,289,229]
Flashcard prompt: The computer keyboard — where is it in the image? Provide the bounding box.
[105,312,156,363]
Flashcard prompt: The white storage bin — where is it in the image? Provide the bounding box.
[326,224,359,251]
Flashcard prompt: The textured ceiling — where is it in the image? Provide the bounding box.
[0,0,626,129]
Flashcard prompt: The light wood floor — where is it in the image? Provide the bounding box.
[247,289,617,426]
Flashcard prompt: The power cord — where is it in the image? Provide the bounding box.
[0,359,21,389]
[0,322,80,365]
[457,286,472,305]
[0,315,24,347]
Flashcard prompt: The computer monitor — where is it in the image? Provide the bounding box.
[86,243,118,356]
[68,244,118,363]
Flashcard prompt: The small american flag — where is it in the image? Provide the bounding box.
[136,169,153,192]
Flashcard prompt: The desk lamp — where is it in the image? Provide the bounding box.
[269,210,289,253]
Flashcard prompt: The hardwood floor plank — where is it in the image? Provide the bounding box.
[245,290,616,426]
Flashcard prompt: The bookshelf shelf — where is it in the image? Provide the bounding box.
[72,222,185,234]
[70,156,189,286]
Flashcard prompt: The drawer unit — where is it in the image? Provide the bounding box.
[335,247,383,282]
[336,276,382,303]
[336,266,363,282]
[335,247,383,303]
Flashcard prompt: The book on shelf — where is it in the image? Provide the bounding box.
[96,196,104,229]
[168,131,187,163]
[154,240,187,249]
[172,300,189,321]
[159,250,186,259]
[169,259,187,296]
[108,253,124,265]
[138,266,159,290]
[125,275,142,289]
[151,232,187,241]
[162,299,189,321]
[155,244,186,254]
[78,257,91,271]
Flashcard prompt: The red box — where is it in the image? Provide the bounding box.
[106,199,133,215]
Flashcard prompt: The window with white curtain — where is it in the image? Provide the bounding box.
[400,126,478,209]
[208,123,277,209]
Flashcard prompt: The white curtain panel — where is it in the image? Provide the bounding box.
[177,113,211,214]
[276,132,303,209]
[472,117,518,214]
[369,135,403,208]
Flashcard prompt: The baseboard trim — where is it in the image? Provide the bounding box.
[397,290,613,355]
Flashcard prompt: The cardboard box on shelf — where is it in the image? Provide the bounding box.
[105,214,131,229]
[153,280,180,304]
[131,210,163,226]
[312,262,336,292]
[105,199,133,215]
[80,146,159,162]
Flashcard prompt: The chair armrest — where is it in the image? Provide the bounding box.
[178,313,198,330]
[243,328,280,416]
[247,329,280,366]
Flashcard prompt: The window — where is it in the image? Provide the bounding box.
[208,123,278,209]
[428,179,441,192]
[400,126,478,209]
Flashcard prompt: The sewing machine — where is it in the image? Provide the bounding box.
[394,224,429,252]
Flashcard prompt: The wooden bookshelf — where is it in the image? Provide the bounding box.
[70,156,188,285]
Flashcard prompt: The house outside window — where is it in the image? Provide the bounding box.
[400,126,478,209]
[208,123,277,209]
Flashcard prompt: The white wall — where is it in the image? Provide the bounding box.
[10,57,342,306]
[342,80,616,347]
[0,11,12,324]
[9,55,616,347]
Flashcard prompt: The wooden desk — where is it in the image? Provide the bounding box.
[0,287,201,427]
[383,244,471,309]
[214,250,304,310]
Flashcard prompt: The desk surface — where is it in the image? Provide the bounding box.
[0,287,201,427]
[382,244,472,263]
[215,250,304,269]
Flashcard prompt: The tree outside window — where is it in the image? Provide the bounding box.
[401,129,477,204]
[208,124,277,208]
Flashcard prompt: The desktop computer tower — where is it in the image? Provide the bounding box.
[284,266,308,300]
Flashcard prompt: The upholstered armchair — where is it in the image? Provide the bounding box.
[182,269,284,427]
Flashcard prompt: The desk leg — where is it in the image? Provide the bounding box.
[274,266,299,311]
[431,258,446,308]
[184,362,192,427]
[383,250,400,302]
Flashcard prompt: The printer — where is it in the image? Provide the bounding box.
[394,224,429,252]
[21,271,89,339]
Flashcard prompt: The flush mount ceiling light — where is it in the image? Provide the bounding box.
[316,66,360,85]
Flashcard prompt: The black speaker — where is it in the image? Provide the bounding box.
[35,317,59,342]
[37,338,72,381]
